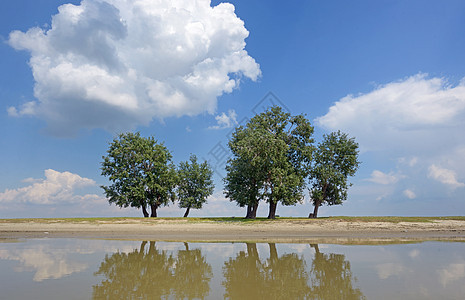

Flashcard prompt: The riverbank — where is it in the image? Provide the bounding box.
[1,217,464,243]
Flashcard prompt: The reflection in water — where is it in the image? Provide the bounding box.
[309,244,365,300]
[93,241,212,299]
[223,243,365,299]
[2,240,464,299]
[0,244,88,281]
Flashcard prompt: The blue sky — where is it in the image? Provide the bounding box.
[1,0,464,218]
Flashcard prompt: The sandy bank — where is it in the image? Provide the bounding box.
[1,219,464,243]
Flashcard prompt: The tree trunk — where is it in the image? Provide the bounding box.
[267,201,277,219]
[310,201,320,218]
[150,203,158,217]
[245,203,259,219]
[245,205,253,218]
[250,203,258,219]
[184,242,189,251]
[141,205,149,218]
[183,206,191,218]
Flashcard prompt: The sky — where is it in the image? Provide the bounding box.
[1,0,464,218]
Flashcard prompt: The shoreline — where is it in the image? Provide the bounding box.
[1,218,465,243]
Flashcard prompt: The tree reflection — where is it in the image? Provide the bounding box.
[308,244,365,300]
[223,243,264,299]
[262,243,312,299]
[93,241,212,300]
[172,243,212,299]
[223,243,310,299]
[223,243,365,300]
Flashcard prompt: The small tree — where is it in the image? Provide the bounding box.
[308,131,360,218]
[101,132,177,217]
[177,155,214,217]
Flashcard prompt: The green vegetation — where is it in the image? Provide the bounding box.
[224,106,314,219]
[177,155,214,217]
[101,134,214,218]
[308,131,360,218]
[101,132,177,217]
[1,216,464,224]
[326,216,465,223]
[224,106,360,219]
[98,106,362,218]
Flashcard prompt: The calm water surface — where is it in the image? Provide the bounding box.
[0,238,464,299]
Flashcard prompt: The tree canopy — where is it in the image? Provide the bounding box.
[308,131,360,218]
[224,106,314,219]
[100,132,177,217]
[177,155,215,217]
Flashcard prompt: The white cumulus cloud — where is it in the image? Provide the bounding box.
[8,0,260,136]
[316,74,465,153]
[316,74,465,205]
[209,109,238,129]
[428,165,465,189]
[0,169,99,205]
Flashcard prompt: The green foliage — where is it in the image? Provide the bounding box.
[308,131,360,217]
[100,132,177,217]
[224,154,262,208]
[224,106,314,218]
[177,155,215,217]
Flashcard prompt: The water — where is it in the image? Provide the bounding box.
[0,238,464,299]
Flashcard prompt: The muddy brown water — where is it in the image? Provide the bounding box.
[0,239,464,299]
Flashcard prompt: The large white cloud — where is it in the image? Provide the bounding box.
[317,74,465,154]
[0,169,99,205]
[317,74,465,206]
[8,0,260,136]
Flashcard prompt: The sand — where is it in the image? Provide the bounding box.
[1,218,464,243]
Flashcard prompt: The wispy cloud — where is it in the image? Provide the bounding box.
[438,263,465,287]
[403,189,416,199]
[367,170,401,185]
[428,165,465,189]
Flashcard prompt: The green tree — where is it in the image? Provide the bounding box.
[101,132,177,217]
[225,106,314,219]
[224,155,262,218]
[177,155,215,217]
[308,131,360,218]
